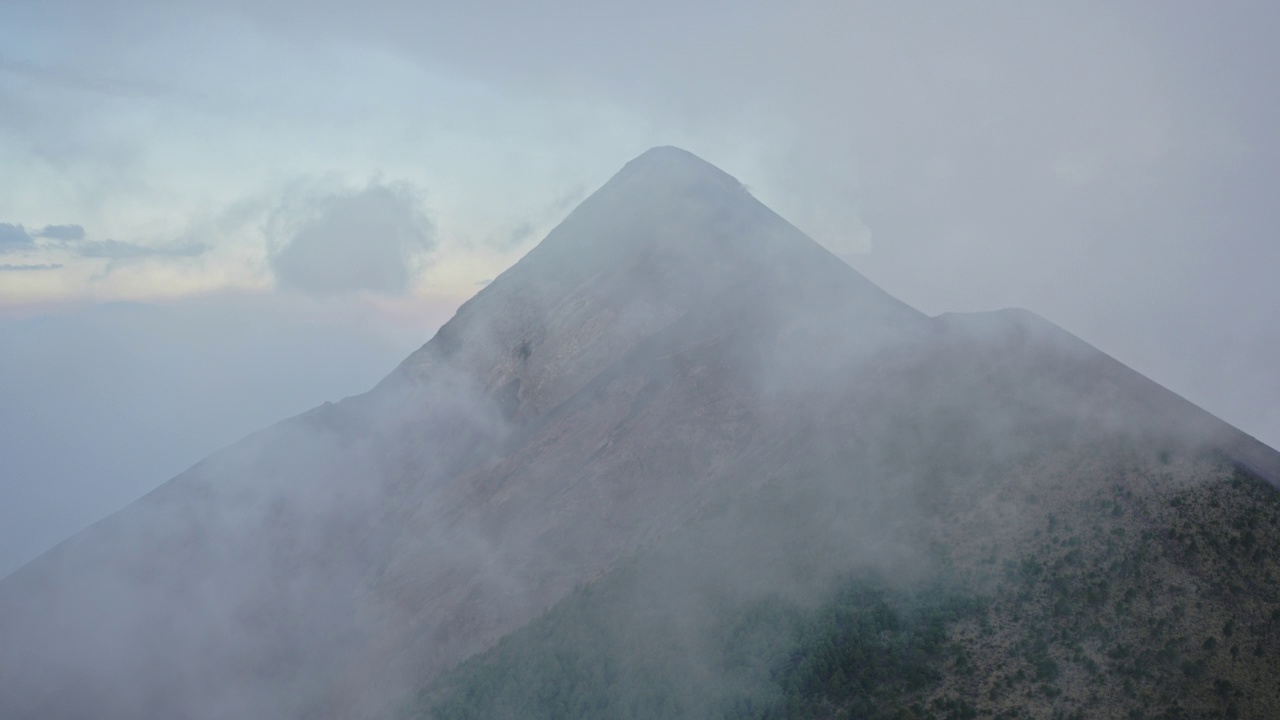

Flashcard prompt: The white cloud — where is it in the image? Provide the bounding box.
[34,224,85,241]
[0,223,33,250]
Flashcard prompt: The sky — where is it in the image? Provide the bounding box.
[1,1,1278,577]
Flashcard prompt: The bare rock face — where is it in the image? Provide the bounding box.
[1,147,1275,720]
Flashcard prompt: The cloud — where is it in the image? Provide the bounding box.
[0,221,203,263]
[34,224,85,241]
[75,239,208,260]
[0,263,62,271]
[491,186,587,251]
[505,221,536,248]
[0,224,33,251]
[270,182,434,296]
[1,1,1277,452]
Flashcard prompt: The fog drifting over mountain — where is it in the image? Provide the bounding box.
[2,0,1277,627]
[2,145,1277,720]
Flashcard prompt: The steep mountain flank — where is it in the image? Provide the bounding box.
[403,310,1280,720]
[405,450,1280,720]
[1,148,1276,720]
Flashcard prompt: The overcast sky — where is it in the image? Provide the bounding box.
[2,1,1278,576]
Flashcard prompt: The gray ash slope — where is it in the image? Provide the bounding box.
[1,147,1276,719]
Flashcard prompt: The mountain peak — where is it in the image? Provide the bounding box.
[633,144,702,161]
[612,146,741,189]
[388,145,925,422]
[525,145,779,268]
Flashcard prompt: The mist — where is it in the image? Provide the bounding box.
[4,1,1277,450]
[0,294,429,577]
[2,3,1280,719]
[3,145,1276,719]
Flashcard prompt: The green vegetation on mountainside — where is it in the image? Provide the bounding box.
[397,448,1280,720]
[937,462,1280,719]
[406,567,983,720]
